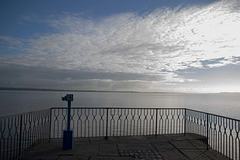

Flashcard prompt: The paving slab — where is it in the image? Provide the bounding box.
[119,149,163,160]
[152,142,175,149]
[188,139,207,150]
[205,150,227,160]
[90,156,133,160]
[74,144,99,156]
[157,148,188,160]
[57,155,89,160]
[114,136,152,144]
[98,144,119,156]
[148,135,172,143]
[118,143,154,151]
[180,149,211,160]
[170,140,197,149]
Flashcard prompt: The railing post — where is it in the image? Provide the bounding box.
[18,115,23,159]
[184,109,187,136]
[155,109,158,136]
[105,108,109,139]
[207,113,209,150]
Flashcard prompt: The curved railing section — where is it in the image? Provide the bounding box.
[0,109,51,160]
[186,109,240,160]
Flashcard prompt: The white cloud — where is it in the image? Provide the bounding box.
[0,0,240,92]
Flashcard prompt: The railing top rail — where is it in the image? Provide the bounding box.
[186,108,240,122]
[0,108,51,119]
[1,107,239,122]
[50,107,187,110]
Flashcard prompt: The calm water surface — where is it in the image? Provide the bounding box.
[0,90,239,119]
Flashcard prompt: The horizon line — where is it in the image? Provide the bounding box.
[0,87,239,94]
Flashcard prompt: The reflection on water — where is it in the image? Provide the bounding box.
[0,90,239,119]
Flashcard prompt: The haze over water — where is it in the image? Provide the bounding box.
[0,90,239,119]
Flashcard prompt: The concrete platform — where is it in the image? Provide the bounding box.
[22,134,226,160]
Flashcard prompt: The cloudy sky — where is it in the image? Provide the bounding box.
[0,0,240,93]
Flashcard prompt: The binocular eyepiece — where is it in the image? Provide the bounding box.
[62,94,73,101]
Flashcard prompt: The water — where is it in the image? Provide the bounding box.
[0,90,239,119]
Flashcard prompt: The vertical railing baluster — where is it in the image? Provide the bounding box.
[207,113,209,150]
[184,109,187,136]
[28,113,32,151]
[167,109,170,134]
[86,109,90,137]
[155,109,158,136]
[236,120,239,160]
[110,109,115,137]
[105,108,109,139]
[225,119,228,158]
[217,116,221,154]
[170,109,172,134]
[227,118,230,159]
[92,109,97,137]
[71,109,75,134]
[100,109,104,137]
[129,109,132,135]
[133,109,136,136]
[229,119,232,159]
[18,115,23,158]
[214,116,217,150]
[6,118,9,160]
[3,119,5,159]
[117,109,121,136]
[231,119,234,160]
[145,109,148,135]
[210,115,213,150]
[0,119,3,159]
[159,109,163,135]
[49,108,52,141]
[13,116,17,159]
[123,109,126,136]
[238,121,240,160]
[137,109,142,135]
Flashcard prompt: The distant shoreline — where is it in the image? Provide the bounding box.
[0,87,161,94]
[0,87,189,94]
[0,87,137,93]
[0,87,239,94]
[0,87,191,94]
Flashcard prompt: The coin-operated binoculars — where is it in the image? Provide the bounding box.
[62,94,73,150]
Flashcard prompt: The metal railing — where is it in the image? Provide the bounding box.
[1,107,239,159]
[186,109,240,160]
[0,109,51,160]
[50,108,185,138]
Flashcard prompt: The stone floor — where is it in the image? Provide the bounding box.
[22,134,227,160]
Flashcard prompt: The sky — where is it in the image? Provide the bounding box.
[0,0,240,93]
